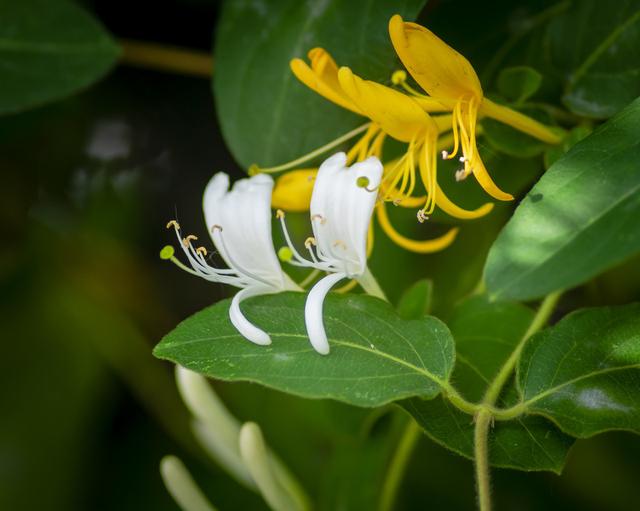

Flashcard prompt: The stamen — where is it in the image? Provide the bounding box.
[196,247,208,256]
[455,169,468,182]
[311,214,326,224]
[304,237,317,248]
[441,150,449,159]
[166,220,180,230]
[183,234,198,246]
[249,123,371,175]
[211,224,223,232]
[417,210,429,223]
[275,209,285,219]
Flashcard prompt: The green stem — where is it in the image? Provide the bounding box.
[473,291,562,511]
[484,292,561,405]
[379,419,421,511]
[474,410,492,511]
[120,39,212,77]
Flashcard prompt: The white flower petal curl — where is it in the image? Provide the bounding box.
[230,287,274,346]
[168,172,298,347]
[304,272,347,355]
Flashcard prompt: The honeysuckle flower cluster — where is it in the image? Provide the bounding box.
[162,153,384,355]
[256,14,562,255]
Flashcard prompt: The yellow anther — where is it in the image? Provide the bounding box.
[183,234,198,246]
[304,237,317,248]
[391,69,407,85]
[311,214,326,224]
[196,246,208,256]
[248,164,260,176]
[417,210,429,223]
[166,220,180,230]
[276,209,285,219]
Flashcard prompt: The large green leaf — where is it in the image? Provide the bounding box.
[517,303,640,437]
[547,0,640,118]
[402,296,573,472]
[485,97,640,301]
[154,292,454,407]
[0,0,120,114]
[403,396,574,474]
[213,0,426,168]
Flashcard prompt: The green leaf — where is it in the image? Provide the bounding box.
[402,296,573,472]
[442,296,534,402]
[485,97,640,301]
[517,303,640,437]
[396,279,433,319]
[543,125,592,168]
[154,292,455,408]
[213,0,426,168]
[496,66,542,104]
[0,0,120,115]
[402,396,574,474]
[547,0,640,118]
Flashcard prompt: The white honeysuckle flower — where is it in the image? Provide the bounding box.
[277,152,386,355]
[165,172,299,346]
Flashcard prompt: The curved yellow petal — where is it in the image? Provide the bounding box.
[412,96,450,113]
[271,169,317,212]
[434,183,494,219]
[375,202,458,253]
[470,157,514,202]
[290,48,362,115]
[389,14,482,102]
[338,66,436,143]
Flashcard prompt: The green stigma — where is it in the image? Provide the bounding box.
[278,246,293,262]
[356,176,370,188]
[160,245,175,260]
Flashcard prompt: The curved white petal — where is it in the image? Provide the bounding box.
[308,153,382,277]
[304,272,347,355]
[346,157,383,270]
[310,152,347,261]
[230,287,273,345]
[203,172,230,228]
[202,172,291,291]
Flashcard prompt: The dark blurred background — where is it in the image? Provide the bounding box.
[1,1,638,510]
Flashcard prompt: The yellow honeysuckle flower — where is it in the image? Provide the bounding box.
[290,48,496,222]
[271,168,316,212]
[388,14,562,201]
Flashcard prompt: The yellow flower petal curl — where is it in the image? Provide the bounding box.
[337,66,437,143]
[389,14,482,103]
[290,48,362,115]
[376,201,458,253]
